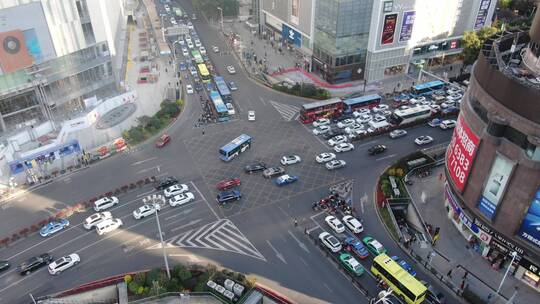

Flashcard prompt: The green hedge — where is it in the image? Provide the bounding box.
[272,83,331,100]
[123,100,183,145]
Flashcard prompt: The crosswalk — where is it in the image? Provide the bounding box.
[146,219,266,261]
[269,100,300,121]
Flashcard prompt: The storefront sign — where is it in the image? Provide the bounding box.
[475,218,525,255]
[446,116,480,192]
[381,13,398,45]
[445,185,479,234]
[518,187,540,250]
[399,11,415,42]
[474,0,492,30]
[519,258,540,276]
[477,154,515,219]
[282,24,301,47]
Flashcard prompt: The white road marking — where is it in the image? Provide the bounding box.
[170,219,203,232]
[287,230,310,253]
[306,226,321,233]
[137,189,157,198]
[168,254,202,262]
[136,166,161,174]
[323,282,333,293]
[266,240,287,264]
[164,207,195,221]
[300,123,328,147]
[299,256,309,266]
[130,157,158,166]
[259,96,266,105]
[189,181,220,219]
[376,153,398,161]
[269,100,300,121]
[356,140,379,148]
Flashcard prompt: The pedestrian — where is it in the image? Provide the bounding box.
[447,269,453,278]
[202,129,205,135]
[460,279,466,291]
[486,293,493,303]
[462,271,469,280]
[294,218,298,227]
[165,67,168,73]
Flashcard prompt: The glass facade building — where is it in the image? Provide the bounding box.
[312,0,373,83]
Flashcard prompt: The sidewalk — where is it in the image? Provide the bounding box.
[405,166,537,304]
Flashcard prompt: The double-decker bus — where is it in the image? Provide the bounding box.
[197,63,211,83]
[411,80,445,96]
[371,254,427,304]
[299,98,343,124]
[219,134,252,161]
[210,91,229,122]
[214,76,231,101]
[389,105,432,126]
[191,50,203,64]
[343,94,382,114]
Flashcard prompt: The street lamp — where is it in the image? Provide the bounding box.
[497,251,517,294]
[143,194,170,279]
[370,289,394,304]
[217,7,224,33]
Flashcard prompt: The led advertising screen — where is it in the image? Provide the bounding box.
[477,154,515,219]
[518,187,540,249]
[446,116,480,192]
[381,13,398,45]
[474,0,492,30]
[399,11,415,42]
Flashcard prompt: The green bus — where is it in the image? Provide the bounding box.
[191,50,204,64]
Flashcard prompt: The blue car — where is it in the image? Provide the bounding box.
[216,190,241,205]
[40,219,70,237]
[344,236,369,259]
[178,61,187,71]
[392,255,417,276]
[275,174,298,186]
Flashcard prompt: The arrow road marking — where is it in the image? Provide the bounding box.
[287,230,310,253]
[266,240,287,264]
[147,219,265,261]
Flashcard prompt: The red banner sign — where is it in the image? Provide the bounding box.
[446,116,480,192]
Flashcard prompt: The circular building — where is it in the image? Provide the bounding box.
[444,7,540,290]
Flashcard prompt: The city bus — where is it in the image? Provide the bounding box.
[343,94,382,114]
[299,98,344,124]
[389,105,432,126]
[191,50,203,64]
[214,76,232,101]
[219,134,252,161]
[197,63,211,83]
[411,80,445,96]
[210,91,229,122]
[371,254,427,304]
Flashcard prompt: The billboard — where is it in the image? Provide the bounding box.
[474,0,492,30]
[477,154,515,219]
[0,30,34,73]
[446,116,480,192]
[282,23,302,47]
[381,13,398,45]
[399,11,415,42]
[518,187,540,249]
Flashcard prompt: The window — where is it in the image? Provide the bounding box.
[470,97,488,123]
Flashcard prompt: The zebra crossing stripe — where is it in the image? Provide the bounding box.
[269,100,300,121]
[146,219,266,261]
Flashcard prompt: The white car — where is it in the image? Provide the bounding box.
[248,111,256,121]
[372,114,386,123]
[169,192,195,207]
[342,215,363,233]
[415,135,434,145]
[194,40,201,48]
[185,36,192,43]
[353,108,370,117]
[226,103,235,115]
[349,129,367,139]
[133,203,161,220]
[345,124,363,134]
[182,48,189,57]
[440,119,457,130]
[227,65,236,74]
[164,184,189,197]
[337,119,355,129]
[95,218,123,235]
[372,104,389,112]
[93,196,119,212]
[430,104,441,112]
[399,105,410,110]
[334,143,354,153]
[199,46,206,55]
[319,232,342,253]
[212,45,219,53]
[48,253,80,275]
[281,155,301,165]
[316,152,336,163]
[356,114,372,124]
[389,129,407,139]
[187,41,194,49]
[186,84,194,94]
[83,212,112,230]
[325,159,346,170]
[325,215,345,234]
[312,118,330,127]
[327,135,347,146]
[313,125,331,135]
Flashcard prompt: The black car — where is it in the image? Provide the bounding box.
[154,176,178,190]
[322,130,345,140]
[0,260,10,273]
[17,253,53,275]
[244,162,267,174]
[216,190,242,205]
[368,144,387,155]
[194,83,203,92]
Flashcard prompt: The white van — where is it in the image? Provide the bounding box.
[93,196,119,212]
[440,119,457,130]
[95,218,123,235]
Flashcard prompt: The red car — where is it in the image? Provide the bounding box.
[216,178,241,191]
[155,134,171,148]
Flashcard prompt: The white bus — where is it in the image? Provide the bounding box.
[389,105,433,126]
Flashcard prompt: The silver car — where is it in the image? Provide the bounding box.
[263,166,285,178]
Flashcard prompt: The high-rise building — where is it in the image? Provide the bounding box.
[444,4,540,290]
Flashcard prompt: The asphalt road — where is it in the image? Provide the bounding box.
[0,1,455,303]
